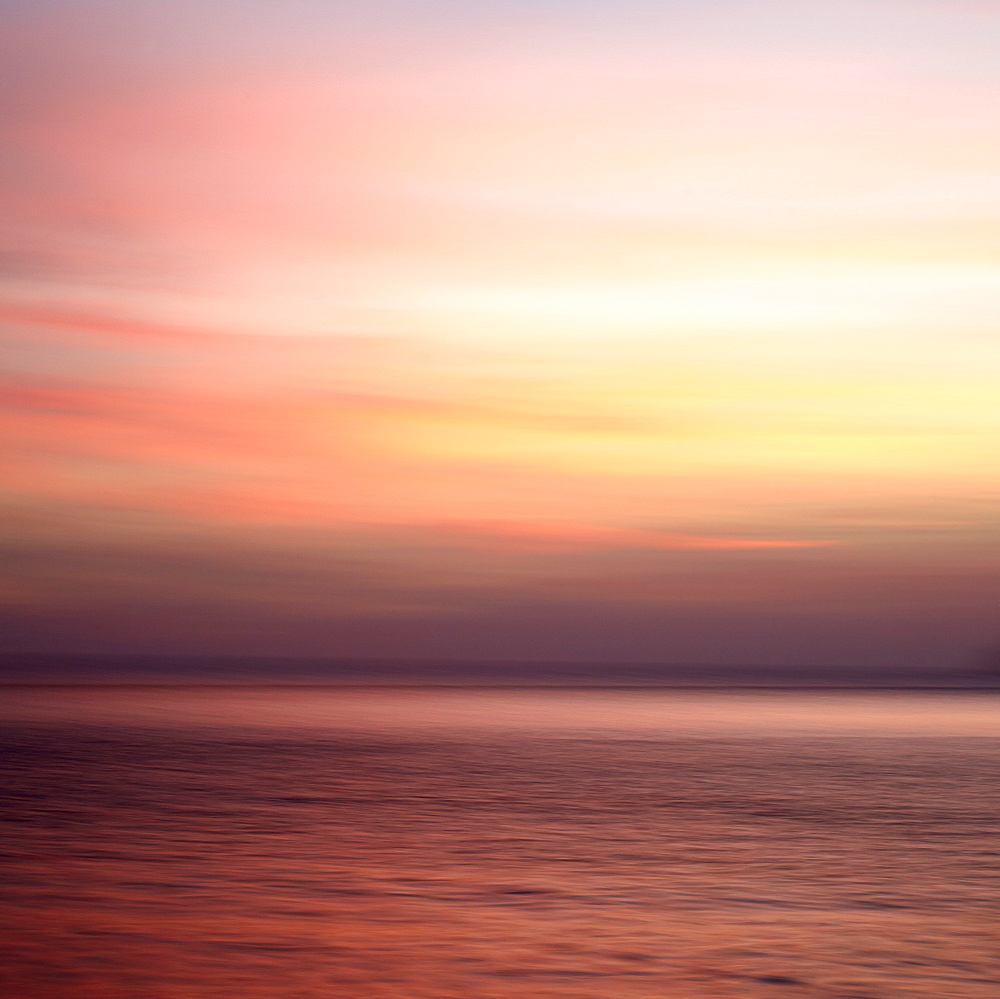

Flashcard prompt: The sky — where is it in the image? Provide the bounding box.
[1,0,998,667]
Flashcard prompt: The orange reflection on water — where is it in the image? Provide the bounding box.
[3,688,998,998]
[4,685,1000,736]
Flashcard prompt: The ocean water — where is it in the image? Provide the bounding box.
[2,686,999,998]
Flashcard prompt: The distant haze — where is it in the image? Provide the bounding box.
[2,654,997,690]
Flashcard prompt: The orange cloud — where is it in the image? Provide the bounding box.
[418,519,839,553]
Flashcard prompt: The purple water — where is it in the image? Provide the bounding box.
[2,686,998,998]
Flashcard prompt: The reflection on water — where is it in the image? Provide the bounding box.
[4,685,1000,735]
[2,687,999,997]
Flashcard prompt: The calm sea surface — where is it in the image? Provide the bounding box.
[2,687,999,998]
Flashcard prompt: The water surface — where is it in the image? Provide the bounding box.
[2,686,998,998]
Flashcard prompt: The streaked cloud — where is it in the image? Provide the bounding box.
[1,0,998,663]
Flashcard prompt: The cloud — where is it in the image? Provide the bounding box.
[2,0,998,665]
[416,519,838,554]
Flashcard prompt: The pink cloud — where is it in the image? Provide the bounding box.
[419,518,839,553]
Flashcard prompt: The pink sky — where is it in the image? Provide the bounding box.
[1,0,998,665]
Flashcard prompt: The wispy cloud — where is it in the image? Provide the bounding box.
[2,0,998,660]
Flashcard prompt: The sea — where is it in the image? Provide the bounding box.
[2,660,999,998]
